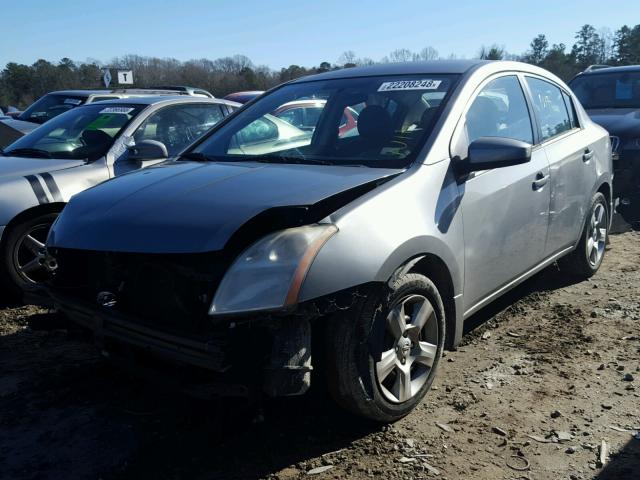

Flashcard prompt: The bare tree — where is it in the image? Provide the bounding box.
[338,50,358,66]
[413,46,439,61]
[387,48,413,63]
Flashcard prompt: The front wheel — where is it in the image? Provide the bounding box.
[0,213,58,299]
[559,192,608,278]
[325,273,445,422]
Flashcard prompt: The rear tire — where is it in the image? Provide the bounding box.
[559,192,608,278]
[0,213,58,301]
[324,273,445,423]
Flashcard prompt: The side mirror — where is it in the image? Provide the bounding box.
[127,139,168,161]
[464,137,532,172]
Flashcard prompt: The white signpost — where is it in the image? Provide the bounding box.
[117,70,134,85]
[102,69,112,88]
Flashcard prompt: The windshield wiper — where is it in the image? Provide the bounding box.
[180,151,216,162]
[5,148,52,158]
[251,155,333,166]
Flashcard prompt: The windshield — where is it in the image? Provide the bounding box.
[5,104,144,161]
[18,93,89,124]
[192,74,459,167]
[570,71,640,109]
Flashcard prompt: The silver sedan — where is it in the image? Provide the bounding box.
[48,60,612,422]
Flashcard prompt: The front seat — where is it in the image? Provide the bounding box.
[77,129,113,159]
[340,105,394,157]
[155,115,181,155]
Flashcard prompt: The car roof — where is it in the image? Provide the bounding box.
[47,88,215,97]
[289,60,491,83]
[576,64,640,75]
[225,90,265,96]
[85,96,241,107]
[48,90,111,97]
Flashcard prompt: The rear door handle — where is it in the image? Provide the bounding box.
[583,148,594,162]
[533,172,549,190]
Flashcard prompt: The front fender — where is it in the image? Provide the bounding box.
[298,161,464,303]
[0,177,43,226]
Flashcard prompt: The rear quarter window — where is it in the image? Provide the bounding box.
[562,92,579,129]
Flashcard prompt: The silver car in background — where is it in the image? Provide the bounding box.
[0,87,215,148]
[47,60,612,422]
[0,96,239,298]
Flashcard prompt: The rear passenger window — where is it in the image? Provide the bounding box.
[466,76,533,145]
[526,77,572,141]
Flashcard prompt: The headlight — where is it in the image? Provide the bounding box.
[209,224,338,315]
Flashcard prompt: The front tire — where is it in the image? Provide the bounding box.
[0,213,58,300]
[559,192,608,278]
[325,273,445,422]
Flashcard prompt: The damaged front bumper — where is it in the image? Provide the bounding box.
[49,288,320,398]
[51,289,230,372]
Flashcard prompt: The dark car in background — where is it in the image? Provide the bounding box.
[223,90,264,104]
[570,65,640,200]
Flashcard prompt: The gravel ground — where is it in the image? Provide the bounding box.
[1,212,639,480]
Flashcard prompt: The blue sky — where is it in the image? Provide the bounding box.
[2,0,637,68]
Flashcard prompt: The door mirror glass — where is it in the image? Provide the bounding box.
[466,137,532,172]
[127,139,168,161]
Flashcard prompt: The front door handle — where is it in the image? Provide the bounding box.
[583,148,594,162]
[533,172,549,190]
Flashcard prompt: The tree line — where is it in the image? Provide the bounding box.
[2,23,639,109]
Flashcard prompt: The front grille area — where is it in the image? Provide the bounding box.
[49,248,230,335]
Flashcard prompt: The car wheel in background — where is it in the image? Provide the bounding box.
[0,212,58,300]
[559,192,608,278]
[325,273,445,423]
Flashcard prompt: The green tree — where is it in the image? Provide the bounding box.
[614,25,640,64]
[572,24,605,68]
[478,45,505,60]
[524,34,549,65]
[540,43,578,80]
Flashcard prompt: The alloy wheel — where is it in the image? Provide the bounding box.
[375,294,439,404]
[587,203,607,268]
[12,224,49,284]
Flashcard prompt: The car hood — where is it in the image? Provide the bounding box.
[586,108,640,138]
[48,160,402,253]
[1,118,38,135]
[0,156,85,179]
[0,119,39,149]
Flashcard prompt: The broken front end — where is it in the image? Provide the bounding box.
[46,242,372,399]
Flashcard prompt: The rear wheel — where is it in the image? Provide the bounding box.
[325,273,445,422]
[559,192,608,278]
[0,213,58,300]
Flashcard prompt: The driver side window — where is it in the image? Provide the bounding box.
[466,76,533,145]
[133,104,224,156]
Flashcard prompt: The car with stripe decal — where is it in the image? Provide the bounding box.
[0,95,239,299]
[0,87,217,149]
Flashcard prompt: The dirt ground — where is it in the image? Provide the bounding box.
[1,209,639,480]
